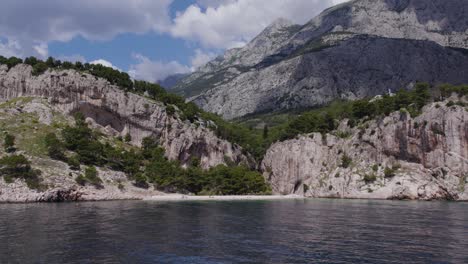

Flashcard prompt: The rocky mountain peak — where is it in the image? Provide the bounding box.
[260,18,295,35]
[175,0,468,119]
[297,0,468,49]
[243,17,296,50]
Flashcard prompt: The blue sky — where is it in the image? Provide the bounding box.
[0,0,345,82]
[49,1,199,70]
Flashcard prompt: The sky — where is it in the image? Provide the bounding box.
[0,0,347,82]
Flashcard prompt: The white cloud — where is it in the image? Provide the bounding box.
[0,0,173,57]
[90,59,121,71]
[171,0,348,49]
[33,43,49,58]
[0,39,22,58]
[190,49,216,70]
[128,54,191,83]
[0,0,349,81]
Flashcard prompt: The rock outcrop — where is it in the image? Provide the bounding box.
[0,156,166,203]
[174,0,468,119]
[0,64,252,169]
[262,99,468,200]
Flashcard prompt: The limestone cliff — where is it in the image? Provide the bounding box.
[0,64,252,169]
[174,0,468,119]
[262,98,468,201]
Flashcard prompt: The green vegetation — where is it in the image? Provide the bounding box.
[372,164,379,172]
[384,165,400,178]
[0,103,66,157]
[44,133,66,161]
[43,113,271,195]
[364,173,377,183]
[3,133,16,153]
[340,154,352,168]
[0,56,23,69]
[141,137,270,195]
[0,154,43,189]
[76,166,103,188]
[459,174,467,193]
[2,56,466,162]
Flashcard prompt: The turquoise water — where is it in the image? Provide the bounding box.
[0,199,467,263]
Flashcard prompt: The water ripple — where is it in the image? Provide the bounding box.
[0,199,467,263]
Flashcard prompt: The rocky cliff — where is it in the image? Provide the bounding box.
[0,96,169,202]
[174,0,468,119]
[0,64,251,169]
[262,98,468,201]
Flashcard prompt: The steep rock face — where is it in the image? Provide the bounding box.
[262,99,468,200]
[175,0,468,119]
[0,64,252,169]
[194,36,468,119]
[172,18,301,97]
[290,0,468,51]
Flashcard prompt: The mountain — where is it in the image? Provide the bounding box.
[263,97,468,200]
[158,73,188,89]
[173,0,468,119]
[172,17,301,98]
[0,64,260,202]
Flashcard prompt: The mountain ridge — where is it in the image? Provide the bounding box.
[173,0,468,119]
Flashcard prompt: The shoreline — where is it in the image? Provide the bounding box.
[143,194,305,202]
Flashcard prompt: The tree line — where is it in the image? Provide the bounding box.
[43,113,271,195]
[1,55,466,163]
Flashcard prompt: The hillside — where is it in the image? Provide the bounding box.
[263,95,468,200]
[0,59,467,201]
[173,0,468,119]
[0,62,271,202]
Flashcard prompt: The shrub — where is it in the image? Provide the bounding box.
[44,133,66,160]
[76,166,103,188]
[85,166,102,187]
[166,105,175,116]
[372,164,379,172]
[32,62,48,76]
[340,154,352,168]
[352,100,375,119]
[124,133,132,142]
[134,173,149,189]
[75,175,87,186]
[364,174,377,183]
[4,56,23,69]
[67,155,81,171]
[0,155,42,190]
[384,167,397,178]
[335,131,351,139]
[3,133,16,153]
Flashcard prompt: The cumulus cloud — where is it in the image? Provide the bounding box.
[171,0,348,49]
[128,54,191,83]
[0,39,22,57]
[0,0,173,57]
[190,49,216,70]
[0,0,349,81]
[90,59,121,71]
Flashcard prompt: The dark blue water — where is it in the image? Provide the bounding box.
[0,199,467,264]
